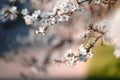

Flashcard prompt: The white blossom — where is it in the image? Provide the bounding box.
[56,0,69,10]
[65,49,76,65]
[78,44,87,55]
[9,6,17,13]
[67,3,78,12]
[31,10,41,21]
[78,44,93,62]
[94,19,108,32]
[52,6,57,15]
[24,15,33,25]
[50,17,56,25]
[35,27,46,35]
[67,57,76,66]
[34,10,41,16]
[21,8,29,16]
[57,15,70,22]
[65,49,74,59]
[0,0,118,68]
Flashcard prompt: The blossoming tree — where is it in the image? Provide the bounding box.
[0,0,119,77]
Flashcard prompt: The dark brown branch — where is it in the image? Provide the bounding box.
[102,0,118,5]
[76,0,90,5]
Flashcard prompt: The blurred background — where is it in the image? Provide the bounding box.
[0,0,120,79]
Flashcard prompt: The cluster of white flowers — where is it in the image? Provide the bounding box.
[0,0,117,23]
[9,6,17,13]
[20,0,85,35]
[0,0,119,69]
[0,0,116,36]
[55,0,78,14]
[58,19,112,65]
[65,49,76,65]
[78,44,93,61]
[88,20,108,34]
[22,9,41,25]
[0,6,18,21]
[65,44,93,65]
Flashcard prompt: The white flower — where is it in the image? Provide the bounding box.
[21,8,29,16]
[52,6,57,15]
[34,10,41,16]
[67,57,76,65]
[35,27,46,35]
[57,11,63,16]
[65,49,76,65]
[78,44,93,62]
[31,14,38,21]
[67,3,78,12]
[57,15,70,22]
[60,7,69,14]
[78,44,87,55]
[94,19,108,32]
[31,10,41,21]
[62,15,70,21]
[56,0,68,10]
[23,15,33,25]
[65,49,74,59]
[9,6,17,13]
[38,27,45,33]
[50,17,56,25]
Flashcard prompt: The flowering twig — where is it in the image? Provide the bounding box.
[54,22,107,65]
